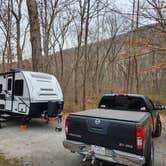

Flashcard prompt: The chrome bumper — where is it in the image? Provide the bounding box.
[63,139,145,166]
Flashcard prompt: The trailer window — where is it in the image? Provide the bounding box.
[0,84,2,93]
[8,78,12,91]
[14,80,24,96]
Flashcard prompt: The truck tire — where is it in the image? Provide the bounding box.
[144,140,154,166]
[154,116,162,137]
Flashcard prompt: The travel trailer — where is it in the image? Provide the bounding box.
[0,69,64,126]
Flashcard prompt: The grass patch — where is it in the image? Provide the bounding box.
[0,153,20,166]
[160,111,166,123]
[148,95,166,105]
[63,98,98,113]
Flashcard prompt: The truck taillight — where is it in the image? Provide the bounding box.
[65,117,69,136]
[136,126,144,150]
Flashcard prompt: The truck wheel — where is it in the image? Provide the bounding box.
[144,140,154,166]
[154,117,162,137]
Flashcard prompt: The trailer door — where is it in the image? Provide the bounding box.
[0,83,5,111]
[5,76,13,111]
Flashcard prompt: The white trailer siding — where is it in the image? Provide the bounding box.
[23,71,63,103]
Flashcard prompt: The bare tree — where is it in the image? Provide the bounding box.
[52,18,72,81]
[67,0,87,104]
[26,0,42,71]
[11,0,23,68]
[0,0,14,71]
[39,0,59,58]
[82,0,90,109]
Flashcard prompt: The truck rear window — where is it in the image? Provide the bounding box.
[98,96,146,111]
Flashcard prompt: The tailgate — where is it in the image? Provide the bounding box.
[67,115,138,155]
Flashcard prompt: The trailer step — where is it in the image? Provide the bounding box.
[0,114,11,118]
[0,118,7,122]
[0,117,7,129]
[0,114,11,120]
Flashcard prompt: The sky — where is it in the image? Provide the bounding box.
[116,0,132,12]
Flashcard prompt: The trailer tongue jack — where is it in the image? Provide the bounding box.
[55,114,63,132]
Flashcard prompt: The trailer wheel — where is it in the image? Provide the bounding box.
[144,139,154,166]
[55,127,62,132]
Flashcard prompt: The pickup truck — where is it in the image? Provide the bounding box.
[63,94,162,166]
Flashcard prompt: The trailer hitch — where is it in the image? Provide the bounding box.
[82,150,96,164]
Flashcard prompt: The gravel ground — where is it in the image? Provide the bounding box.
[0,117,165,166]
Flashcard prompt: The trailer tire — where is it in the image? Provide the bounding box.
[55,127,62,132]
[144,139,154,166]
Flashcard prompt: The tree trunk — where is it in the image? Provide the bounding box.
[16,19,22,68]
[59,44,64,82]
[26,0,42,71]
[7,0,12,66]
[82,0,90,110]
[2,39,8,72]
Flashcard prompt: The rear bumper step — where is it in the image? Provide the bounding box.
[63,139,145,166]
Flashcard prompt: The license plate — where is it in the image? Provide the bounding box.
[91,145,106,155]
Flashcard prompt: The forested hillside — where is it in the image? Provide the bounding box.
[55,23,166,103]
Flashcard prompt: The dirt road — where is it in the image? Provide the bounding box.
[0,117,165,166]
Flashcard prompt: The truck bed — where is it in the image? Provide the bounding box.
[71,108,149,123]
[67,109,150,155]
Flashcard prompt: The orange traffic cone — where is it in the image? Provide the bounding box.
[19,125,28,130]
[47,119,52,124]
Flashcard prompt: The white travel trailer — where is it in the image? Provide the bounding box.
[0,69,64,126]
